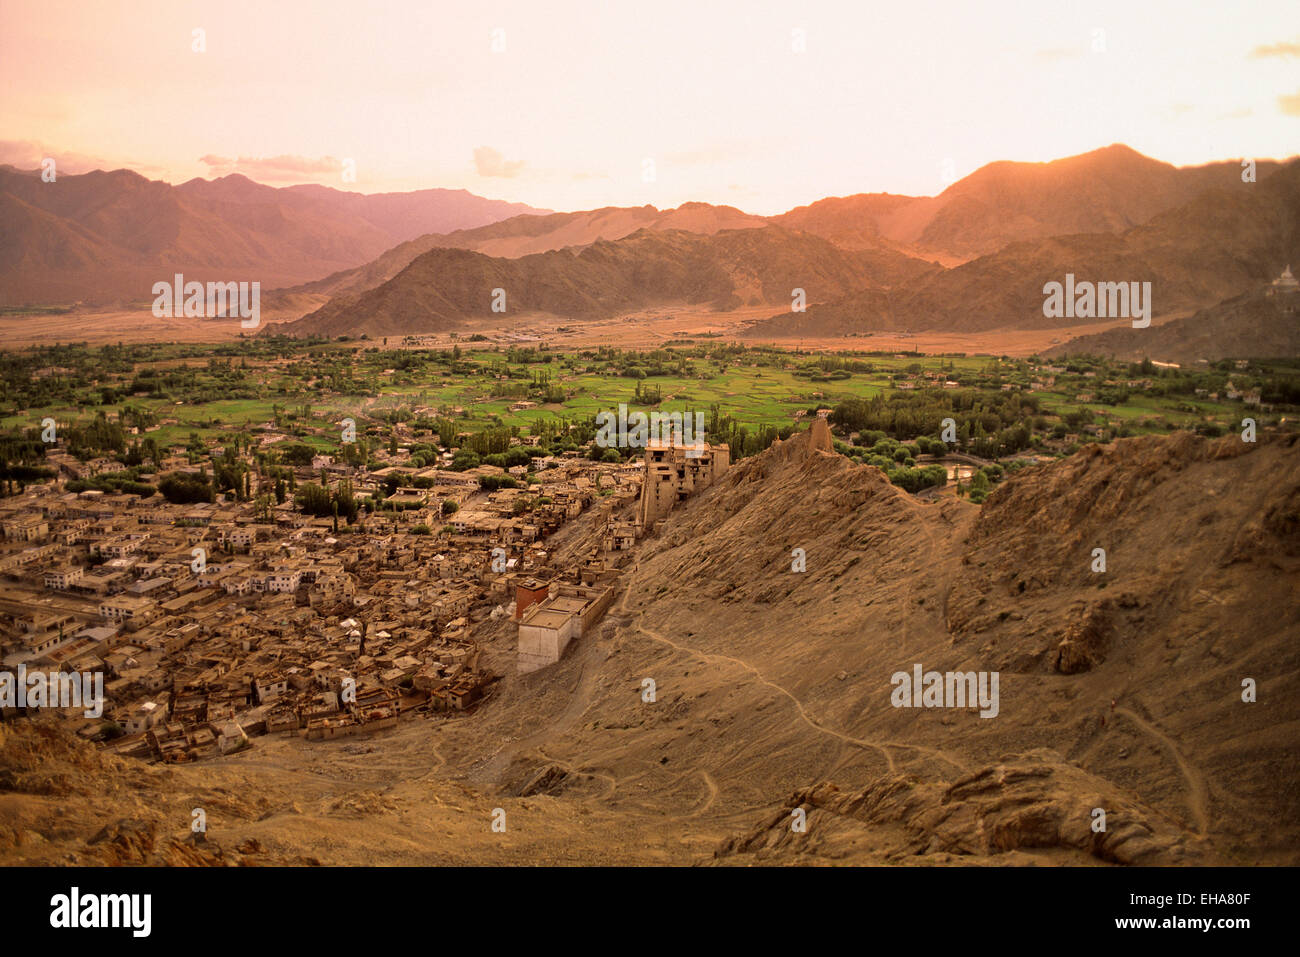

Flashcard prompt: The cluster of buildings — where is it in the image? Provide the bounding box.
[0,427,734,760]
[510,434,733,673]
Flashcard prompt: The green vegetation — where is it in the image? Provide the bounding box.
[1,339,1296,504]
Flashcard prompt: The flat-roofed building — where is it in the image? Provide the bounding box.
[98,594,158,624]
[516,583,614,673]
[636,438,731,531]
[2,516,49,542]
[518,598,584,673]
[44,565,84,590]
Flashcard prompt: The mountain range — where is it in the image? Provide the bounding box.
[280,147,1299,341]
[0,167,547,305]
[771,146,1280,261]
[281,226,939,338]
[4,145,1297,355]
[744,158,1300,340]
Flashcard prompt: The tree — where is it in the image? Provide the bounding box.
[158,472,214,504]
[450,449,480,471]
[294,482,332,516]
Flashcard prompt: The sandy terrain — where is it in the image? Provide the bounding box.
[0,301,1189,356]
[2,428,1295,867]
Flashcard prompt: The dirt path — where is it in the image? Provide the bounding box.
[1114,706,1210,836]
[689,770,720,818]
[630,619,898,775]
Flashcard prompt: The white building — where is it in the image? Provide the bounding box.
[44,565,84,590]
[125,700,162,734]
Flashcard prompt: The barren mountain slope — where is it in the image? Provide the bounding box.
[0,167,544,305]
[277,226,937,338]
[268,203,771,305]
[605,430,1299,863]
[745,159,1300,339]
[2,431,1295,866]
[439,202,769,260]
[770,146,1281,262]
[1045,289,1300,363]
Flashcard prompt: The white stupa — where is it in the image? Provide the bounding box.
[1269,264,1299,294]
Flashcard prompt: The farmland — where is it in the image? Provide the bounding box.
[3,339,1297,468]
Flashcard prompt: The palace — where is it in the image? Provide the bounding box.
[636,436,731,532]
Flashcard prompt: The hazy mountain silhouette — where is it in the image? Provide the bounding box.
[278,226,939,337]
[0,166,547,305]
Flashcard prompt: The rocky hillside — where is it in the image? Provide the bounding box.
[1046,289,1300,363]
[690,429,1299,862]
[3,429,1295,866]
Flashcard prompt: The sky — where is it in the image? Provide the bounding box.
[1,0,1296,214]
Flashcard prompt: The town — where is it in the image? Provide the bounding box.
[1,339,1295,764]
[0,401,732,762]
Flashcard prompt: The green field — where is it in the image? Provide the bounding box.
[1,340,1294,455]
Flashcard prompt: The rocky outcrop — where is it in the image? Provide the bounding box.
[716,750,1211,865]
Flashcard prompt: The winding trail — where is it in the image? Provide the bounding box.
[629,618,898,775]
[1114,706,1210,837]
[685,770,720,819]
[613,566,972,782]
[535,746,619,801]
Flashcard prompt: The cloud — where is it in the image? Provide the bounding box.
[199,154,343,181]
[0,139,121,174]
[473,146,524,178]
[1279,91,1300,116]
[1250,40,1300,59]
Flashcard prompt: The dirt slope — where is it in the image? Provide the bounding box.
[1046,289,1300,363]
[3,430,1296,866]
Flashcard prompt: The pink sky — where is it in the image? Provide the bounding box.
[1,0,1297,214]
